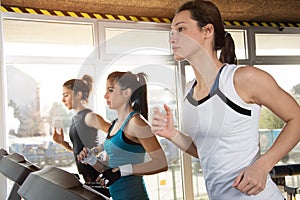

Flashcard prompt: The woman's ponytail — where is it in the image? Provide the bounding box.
[219,32,237,65]
[132,73,148,120]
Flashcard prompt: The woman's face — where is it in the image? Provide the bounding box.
[104,79,129,110]
[62,87,73,110]
[170,10,207,61]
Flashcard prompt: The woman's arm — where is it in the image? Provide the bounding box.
[85,112,111,133]
[151,104,198,158]
[233,66,300,195]
[126,116,168,175]
[52,127,73,152]
[237,66,300,172]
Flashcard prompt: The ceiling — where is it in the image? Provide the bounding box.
[1,0,300,23]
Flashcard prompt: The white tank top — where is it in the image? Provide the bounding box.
[181,64,283,199]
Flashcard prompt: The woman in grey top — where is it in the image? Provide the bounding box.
[53,75,108,182]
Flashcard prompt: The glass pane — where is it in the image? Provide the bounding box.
[226,29,247,59]
[256,34,300,56]
[3,19,94,57]
[148,86,182,200]
[256,65,300,190]
[184,65,195,84]
[256,65,300,93]
[6,64,83,168]
[256,65,300,134]
[105,28,171,55]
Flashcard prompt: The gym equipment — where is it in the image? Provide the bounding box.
[0,149,40,200]
[18,165,110,200]
[271,164,300,200]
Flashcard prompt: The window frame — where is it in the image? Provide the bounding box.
[251,26,300,65]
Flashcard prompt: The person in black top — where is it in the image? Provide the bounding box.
[53,74,109,183]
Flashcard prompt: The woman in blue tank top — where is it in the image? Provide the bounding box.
[78,71,168,200]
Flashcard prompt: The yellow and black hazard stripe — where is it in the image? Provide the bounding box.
[224,21,300,28]
[1,5,300,28]
[0,5,172,23]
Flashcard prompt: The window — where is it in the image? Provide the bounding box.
[3,19,94,58]
[226,29,248,60]
[257,65,300,158]
[105,28,171,55]
[3,17,96,194]
[256,65,300,196]
[256,34,300,56]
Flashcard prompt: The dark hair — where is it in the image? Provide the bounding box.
[63,75,93,101]
[219,32,237,64]
[176,0,237,64]
[107,71,148,120]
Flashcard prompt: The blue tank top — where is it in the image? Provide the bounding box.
[104,111,149,200]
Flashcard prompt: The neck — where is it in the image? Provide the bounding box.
[74,104,86,113]
[188,49,224,92]
[186,50,224,100]
[116,104,134,122]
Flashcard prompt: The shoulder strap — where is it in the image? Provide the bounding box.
[120,111,137,130]
[188,65,226,97]
[209,65,226,95]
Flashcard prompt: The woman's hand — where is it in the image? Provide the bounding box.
[232,163,268,195]
[96,167,121,187]
[77,147,89,162]
[151,104,198,157]
[77,147,98,166]
[151,104,176,139]
[53,127,64,144]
